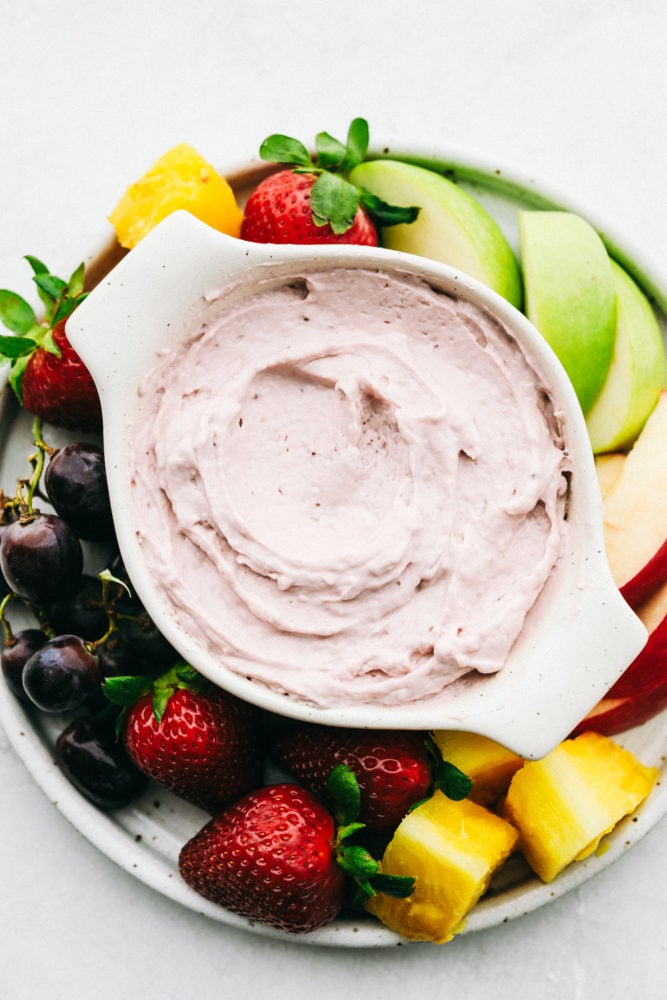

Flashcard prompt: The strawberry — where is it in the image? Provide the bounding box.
[178,769,416,934]
[179,783,346,933]
[103,664,263,814]
[0,256,101,432]
[270,724,473,833]
[241,117,419,246]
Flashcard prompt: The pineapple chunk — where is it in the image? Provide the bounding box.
[109,143,243,248]
[365,791,518,943]
[504,731,658,883]
[432,730,524,806]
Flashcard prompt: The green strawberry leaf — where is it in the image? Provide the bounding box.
[337,844,379,879]
[336,821,366,842]
[310,173,360,234]
[8,354,30,403]
[25,259,51,312]
[40,327,62,357]
[436,759,473,801]
[152,685,171,723]
[359,191,420,227]
[33,272,67,302]
[102,674,153,707]
[174,663,211,694]
[315,130,347,170]
[24,255,49,275]
[68,262,86,298]
[53,293,86,326]
[370,873,416,899]
[259,134,313,169]
[24,256,53,311]
[0,333,39,360]
[0,291,38,334]
[327,763,361,826]
[341,117,369,172]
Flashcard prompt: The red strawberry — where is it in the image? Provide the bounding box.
[179,783,347,934]
[0,256,101,432]
[241,169,378,246]
[179,767,416,934]
[21,319,102,431]
[104,665,263,814]
[271,725,435,833]
[241,117,419,246]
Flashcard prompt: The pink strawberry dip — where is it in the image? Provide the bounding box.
[130,267,570,709]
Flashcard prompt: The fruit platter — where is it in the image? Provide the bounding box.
[1,119,666,947]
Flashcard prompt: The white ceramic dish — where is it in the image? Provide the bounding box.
[67,213,644,760]
[0,150,665,948]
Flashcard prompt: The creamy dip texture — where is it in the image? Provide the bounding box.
[131,267,570,708]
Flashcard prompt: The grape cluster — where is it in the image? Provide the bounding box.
[0,429,178,809]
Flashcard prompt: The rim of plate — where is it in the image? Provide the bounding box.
[0,145,666,948]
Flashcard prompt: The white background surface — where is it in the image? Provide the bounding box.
[2,1,667,997]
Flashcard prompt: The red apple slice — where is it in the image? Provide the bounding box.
[571,689,667,737]
[607,576,667,699]
[602,391,667,606]
[572,577,667,736]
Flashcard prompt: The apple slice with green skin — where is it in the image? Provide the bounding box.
[586,261,666,453]
[349,159,522,308]
[519,210,617,414]
[602,391,667,607]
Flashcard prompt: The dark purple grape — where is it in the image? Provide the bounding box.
[0,513,83,605]
[55,714,148,809]
[117,612,179,670]
[47,575,108,641]
[44,443,113,541]
[0,508,20,597]
[1,628,48,701]
[22,634,101,712]
[97,635,141,679]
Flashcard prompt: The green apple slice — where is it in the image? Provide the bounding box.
[586,261,666,453]
[519,210,617,414]
[349,159,522,308]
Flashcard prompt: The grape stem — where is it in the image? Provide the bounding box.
[14,417,53,519]
[0,593,17,646]
[87,569,133,652]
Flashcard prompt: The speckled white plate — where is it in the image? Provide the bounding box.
[0,152,665,947]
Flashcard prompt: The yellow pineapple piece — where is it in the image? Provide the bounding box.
[365,791,518,943]
[503,731,658,883]
[109,143,243,249]
[432,730,524,807]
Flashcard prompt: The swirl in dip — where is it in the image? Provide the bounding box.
[130,267,570,708]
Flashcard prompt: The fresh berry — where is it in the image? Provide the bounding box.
[0,257,101,431]
[242,170,379,246]
[0,627,48,701]
[44,443,113,540]
[46,574,108,640]
[55,713,148,810]
[22,634,101,712]
[116,610,179,670]
[271,725,434,832]
[0,511,83,604]
[241,117,418,246]
[179,783,347,933]
[104,665,263,814]
[178,762,417,934]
